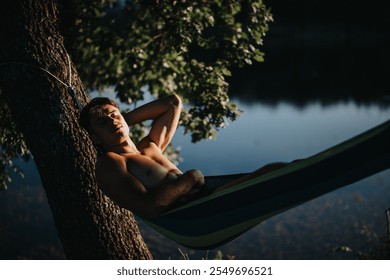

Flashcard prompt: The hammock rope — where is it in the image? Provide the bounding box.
[0,54,83,110]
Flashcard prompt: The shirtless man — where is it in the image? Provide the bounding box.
[79,94,205,218]
[80,94,289,219]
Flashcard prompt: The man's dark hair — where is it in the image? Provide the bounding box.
[79,97,120,133]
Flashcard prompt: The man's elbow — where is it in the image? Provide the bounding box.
[132,194,170,219]
[137,204,166,219]
[169,94,182,109]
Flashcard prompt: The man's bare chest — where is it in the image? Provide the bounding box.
[122,151,180,188]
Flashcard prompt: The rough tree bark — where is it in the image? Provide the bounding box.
[0,0,152,259]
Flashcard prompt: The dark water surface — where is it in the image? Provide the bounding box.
[1,99,389,259]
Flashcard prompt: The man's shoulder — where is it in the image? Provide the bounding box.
[96,152,126,171]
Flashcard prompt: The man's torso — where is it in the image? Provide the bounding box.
[121,142,181,188]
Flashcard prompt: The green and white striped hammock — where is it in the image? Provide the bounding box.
[143,120,390,249]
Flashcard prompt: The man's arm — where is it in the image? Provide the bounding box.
[96,152,204,218]
[123,94,182,151]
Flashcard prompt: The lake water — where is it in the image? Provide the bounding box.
[1,97,389,259]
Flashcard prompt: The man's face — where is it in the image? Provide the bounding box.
[89,104,130,147]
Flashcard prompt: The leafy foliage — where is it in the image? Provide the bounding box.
[70,0,272,142]
[0,0,271,189]
[0,90,31,190]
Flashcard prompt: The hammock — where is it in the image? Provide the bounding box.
[143,120,390,249]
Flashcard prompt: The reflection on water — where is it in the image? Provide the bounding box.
[227,0,390,108]
[1,99,389,259]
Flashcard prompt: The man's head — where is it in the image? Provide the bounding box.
[79,97,130,148]
[79,97,120,134]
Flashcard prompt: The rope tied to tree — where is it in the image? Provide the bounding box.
[0,54,83,111]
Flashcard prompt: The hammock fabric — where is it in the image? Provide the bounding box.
[143,120,390,250]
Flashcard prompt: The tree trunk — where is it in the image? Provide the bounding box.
[0,0,152,259]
